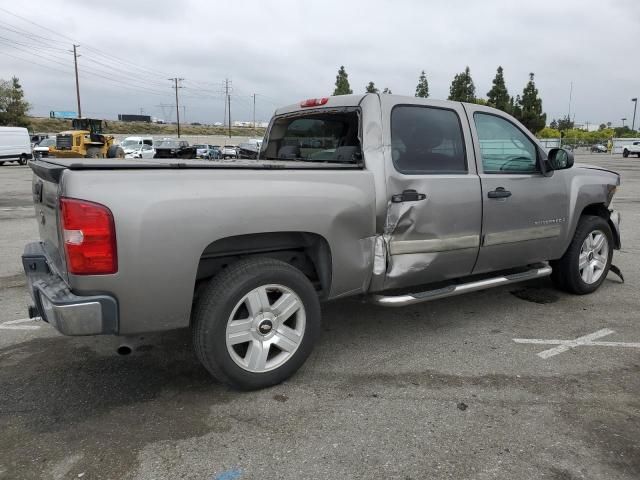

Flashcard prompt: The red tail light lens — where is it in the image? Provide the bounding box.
[60,197,117,275]
[300,97,329,108]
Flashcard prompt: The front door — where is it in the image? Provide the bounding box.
[466,107,569,274]
[382,99,482,290]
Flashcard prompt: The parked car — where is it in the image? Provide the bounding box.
[193,144,212,159]
[120,136,154,149]
[220,145,238,159]
[30,133,49,146]
[237,142,259,159]
[124,144,155,159]
[153,139,196,159]
[590,144,607,153]
[622,141,640,158]
[205,145,222,159]
[0,126,32,165]
[22,94,622,390]
[32,137,56,159]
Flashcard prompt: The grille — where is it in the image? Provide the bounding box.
[56,135,73,150]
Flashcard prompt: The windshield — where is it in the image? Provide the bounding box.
[261,110,361,163]
[38,138,55,147]
[193,144,207,149]
[121,140,141,148]
[157,140,180,148]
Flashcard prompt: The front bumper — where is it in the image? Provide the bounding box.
[610,209,622,249]
[22,242,118,335]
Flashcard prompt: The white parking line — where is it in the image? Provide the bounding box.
[0,318,41,330]
[513,328,640,358]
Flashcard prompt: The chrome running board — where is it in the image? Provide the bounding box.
[370,265,552,307]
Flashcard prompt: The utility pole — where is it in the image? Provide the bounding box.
[228,94,231,138]
[632,98,638,132]
[567,81,573,121]
[169,78,184,137]
[72,44,82,118]
[252,93,256,134]
[622,118,627,128]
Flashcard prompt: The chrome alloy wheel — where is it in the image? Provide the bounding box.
[579,230,609,284]
[225,284,306,373]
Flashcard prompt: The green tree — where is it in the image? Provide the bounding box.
[0,77,30,127]
[486,66,511,112]
[415,70,429,98]
[382,87,392,94]
[549,119,558,129]
[448,66,476,102]
[365,81,379,94]
[537,127,561,138]
[598,123,607,131]
[516,73,546,134]
[474,98,489,106]
[333,66,353,96]
[557,115,574,131]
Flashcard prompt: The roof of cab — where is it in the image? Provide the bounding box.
[274,94,367,116]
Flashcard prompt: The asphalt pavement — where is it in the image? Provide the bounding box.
[0,153,638,480]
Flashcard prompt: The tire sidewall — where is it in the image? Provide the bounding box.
[568,217,613,294]
[197,262,321,389]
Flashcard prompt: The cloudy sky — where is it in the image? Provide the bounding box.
[1,0,638,127]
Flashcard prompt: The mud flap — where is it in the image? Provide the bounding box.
[609,264,624,283]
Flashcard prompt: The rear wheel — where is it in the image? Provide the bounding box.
[19,154,27,165]
[192,257,321,390]
[551,215,613,294]
[623,149,629,158]
[107,145,125,158]
[0,161,4,166]
[85,147,103,158]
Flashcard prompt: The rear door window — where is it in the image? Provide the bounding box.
[391,106,467,174]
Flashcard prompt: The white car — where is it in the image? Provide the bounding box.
[622,141,640,158]
[220,145,238,159]
[124,144,155,159]
[33,137,56,158]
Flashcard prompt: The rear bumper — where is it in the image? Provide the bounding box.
[22,242,118,335]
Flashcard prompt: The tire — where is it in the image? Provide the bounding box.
[85,147,103,158]
[19,154,27,165]
[551,215,613,295]
[0,161,4,166]
[192,257,321,390]
[623,149,629,158]
[107,145,125,158]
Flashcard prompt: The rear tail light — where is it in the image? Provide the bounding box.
[300,97,329,108]
[60,197,117,275]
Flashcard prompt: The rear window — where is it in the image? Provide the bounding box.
[261,109,361,163]
[391,105,467,174]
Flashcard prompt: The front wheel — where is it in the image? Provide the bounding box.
[551,215,613,294]
[623,149,629,158]
[192,257,321,390]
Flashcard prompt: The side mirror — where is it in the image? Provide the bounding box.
[547,147,574,170]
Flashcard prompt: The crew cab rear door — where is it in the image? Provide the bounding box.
[464,105,569,273]
[381,98,482,290]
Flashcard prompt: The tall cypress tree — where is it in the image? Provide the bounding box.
[333,66,353,96]
[448,66,476,102]
[365,81,379,94]
[0,76,30,127]
[415,70,429,98]
[517,73,546,133]
[486,66,511,112]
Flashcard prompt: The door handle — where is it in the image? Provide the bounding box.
[487,187,512,199]
[392,189,427,203]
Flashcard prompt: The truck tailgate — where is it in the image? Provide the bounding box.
[30,160,67,278]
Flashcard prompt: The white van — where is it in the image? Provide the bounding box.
[0,127,32,166]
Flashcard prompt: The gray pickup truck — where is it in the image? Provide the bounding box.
[23,94,621,390]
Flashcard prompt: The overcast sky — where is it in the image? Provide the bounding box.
[1,0,639,127]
